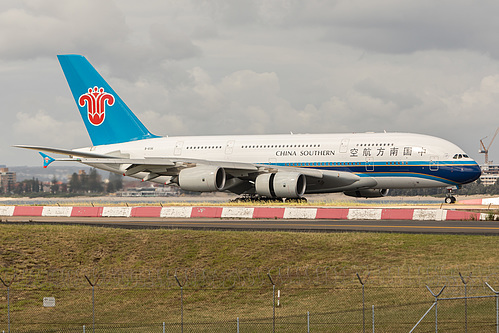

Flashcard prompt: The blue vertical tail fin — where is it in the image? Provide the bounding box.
[57,55,159,146]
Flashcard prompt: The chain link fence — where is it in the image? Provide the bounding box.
[2,266,499,332]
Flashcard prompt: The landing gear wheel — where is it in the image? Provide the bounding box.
[444,196,456,204]
[285,198,308,204]
[230,196,284,203]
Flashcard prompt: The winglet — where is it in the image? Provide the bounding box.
[39,152,55,168]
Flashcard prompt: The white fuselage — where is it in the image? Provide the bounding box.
[76,132,481,192]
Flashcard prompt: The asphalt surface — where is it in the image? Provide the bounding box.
[4,216,499,235]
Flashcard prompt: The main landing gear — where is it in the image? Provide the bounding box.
[230,195,307,203]
[444,186,457,204]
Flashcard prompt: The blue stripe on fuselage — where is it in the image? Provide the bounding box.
[268,160,481,186]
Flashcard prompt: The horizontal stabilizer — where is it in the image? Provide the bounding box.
[39,152,55,168]
[14,145,116,159]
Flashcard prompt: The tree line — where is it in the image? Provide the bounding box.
[3,169,123,196]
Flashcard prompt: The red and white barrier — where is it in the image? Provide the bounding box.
[460,197,499,205]
[0,206,15,216]
[160,207,192,218]
[0,205,492,221]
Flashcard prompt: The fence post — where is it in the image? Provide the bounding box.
[84,274,100,333]
[0,274,15,333]
[357,273,370,333]
[459,272,472,333]
[307,311,310,333]
[485,282,499,333]
[372,305,375,333]
[426,285,446,333]
[267,273,275,333]
[175,275,185,333]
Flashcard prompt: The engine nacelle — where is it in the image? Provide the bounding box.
[255,172,306,198]
[178,166,226,192]
[343,189,389,198]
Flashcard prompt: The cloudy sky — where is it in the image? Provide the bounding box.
[2,0,499,166]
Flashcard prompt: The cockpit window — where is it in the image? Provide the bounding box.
[453,154,469,159]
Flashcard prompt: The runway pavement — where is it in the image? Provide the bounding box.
[4,216,499,235]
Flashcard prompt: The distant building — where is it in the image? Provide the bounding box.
[0,167,17,192]
[480,164,499,186]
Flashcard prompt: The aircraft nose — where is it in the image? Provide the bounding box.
[464,161,482,184]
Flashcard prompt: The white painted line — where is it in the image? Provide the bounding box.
[283,208,317,219]
[482,198,499,205]
[480,212,499,221]
[42,206,73,217]
[102,207,132,217]
[413,209,446,221]
[160,206,193,218]
[0,206,15,217]
[221,207,255,219]
[347,209,382,220]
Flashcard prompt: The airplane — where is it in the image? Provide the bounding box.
[16,55,481,203]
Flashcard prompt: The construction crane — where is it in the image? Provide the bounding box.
[479,126,499,166]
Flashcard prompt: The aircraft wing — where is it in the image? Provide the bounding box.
[79,157,259,175]
[15,145,362,191]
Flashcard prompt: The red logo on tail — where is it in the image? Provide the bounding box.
[78,87,115,126]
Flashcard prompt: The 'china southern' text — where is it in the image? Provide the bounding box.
[276,150,336,157]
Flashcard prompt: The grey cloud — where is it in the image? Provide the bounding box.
[0,1,129,60]
[0,1,202,82]
[279,1,499,57]
[354,79,422,111]
[149,24,202,60]
[209,0,260,26]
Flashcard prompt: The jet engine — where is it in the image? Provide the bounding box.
[255,172,306,198]
[343,189,389,198]
[178,166,226,192]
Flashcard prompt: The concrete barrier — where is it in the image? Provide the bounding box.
[191,207,223,218]
[0,206,15,217]
[348,209,382,220]
[459,197,499,205]
[13,206,43,216]
[381,209,414,220]
[315,208,349,219]
[160,207,193,218]
[252,207,285,219]
[131,207,163,217]
[283,208,317,219]
[71,207,103,217]
[483,198,499,205]
[413,209,446,221]
[0,205,488,221]
[42,206,72,217]
[102,207,132,217]
[445,210,480,221]
[221,207,254,219]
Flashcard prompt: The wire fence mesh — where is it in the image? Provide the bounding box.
[2,266,499,332]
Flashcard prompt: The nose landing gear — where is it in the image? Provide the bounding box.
[444,186,458,204]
